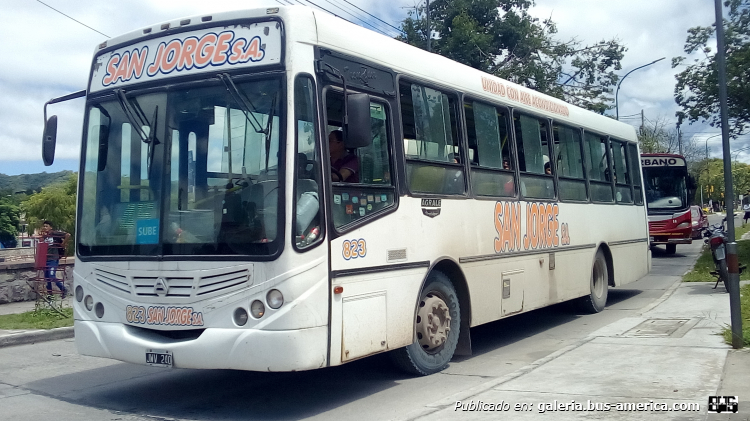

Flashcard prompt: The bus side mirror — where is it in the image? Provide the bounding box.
[42,115,58,166]
[688,175,697,190]
[96,125,110,171]
[344,93,372,148]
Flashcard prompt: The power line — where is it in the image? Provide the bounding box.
[35,0,109,38]
[296,0,347,20]
[337,0,405,35]
[319,0,397,37]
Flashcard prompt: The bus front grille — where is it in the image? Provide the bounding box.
[93,267,252,299]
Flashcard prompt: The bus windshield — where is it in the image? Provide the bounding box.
[78,76,283,258]
[643,166,688,211]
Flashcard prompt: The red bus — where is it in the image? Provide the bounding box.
[641,153,692,253]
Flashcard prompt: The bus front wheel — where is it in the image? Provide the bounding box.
[390,271,460,376]
[666,244,677,254]
[577,249,609,313]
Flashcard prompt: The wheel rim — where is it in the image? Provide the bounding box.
[592,259,605,298]
[416,293,452,353]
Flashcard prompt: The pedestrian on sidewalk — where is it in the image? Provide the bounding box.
[41,220,70,298]
[743,190,750,227]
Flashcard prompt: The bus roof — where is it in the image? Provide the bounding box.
[94,5,637,143]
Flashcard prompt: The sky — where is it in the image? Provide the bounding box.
[0,0,744,176]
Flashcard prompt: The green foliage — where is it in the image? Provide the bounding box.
[692,158,750,204]
[673,0,750,137]
[0,307,73,330]
[398,0,626,113]
[0,171,74,195]
[0,199,20,248]
[22,174,77,254]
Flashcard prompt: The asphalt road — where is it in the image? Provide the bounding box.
[0,236,708,421]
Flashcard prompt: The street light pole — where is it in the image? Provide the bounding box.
[714,0,743,349]
[615,57,666,120]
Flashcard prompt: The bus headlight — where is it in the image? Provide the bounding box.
[267,289,284,309]
[676,222,690,229]
[94,302,105,318]
[84,295,94,311]
[75,286,84,302]
[250,300,265,319]
[233,307,249,326]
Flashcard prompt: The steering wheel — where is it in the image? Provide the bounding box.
[331,168,344,182]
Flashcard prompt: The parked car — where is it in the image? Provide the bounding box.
[691,205,708,239]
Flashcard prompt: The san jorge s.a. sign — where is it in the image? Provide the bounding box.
[90,22,282,93]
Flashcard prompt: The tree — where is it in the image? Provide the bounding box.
[22,174,77,255]
[638,116,702,165]
[692,158,750,205]
[0,199,20,248]
[398,0,626,113]
[673,0,750,138]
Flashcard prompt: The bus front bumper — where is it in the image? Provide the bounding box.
[649,236,692,245]
[75,320,328,372]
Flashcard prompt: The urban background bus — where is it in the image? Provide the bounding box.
[641,153,693,254]
[41,5,650,376]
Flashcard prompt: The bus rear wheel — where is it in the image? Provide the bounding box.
[576,249,609,313]
[390,271,460,376]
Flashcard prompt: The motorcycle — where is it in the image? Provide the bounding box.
[703,217,745,292]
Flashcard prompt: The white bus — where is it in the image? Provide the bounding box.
[42,5,650,375]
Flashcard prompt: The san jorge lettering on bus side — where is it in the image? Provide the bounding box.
[493,201,571,253]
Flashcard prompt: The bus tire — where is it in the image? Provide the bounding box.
[577,249,609,313]
[390,271,460,376]
[666,244,677,254]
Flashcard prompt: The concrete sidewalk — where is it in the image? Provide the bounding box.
[399,280,749,421]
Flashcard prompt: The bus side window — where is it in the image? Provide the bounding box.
[325,90,396,230]
[293,76,324,249]
[400,81,464,195]
[627,143,644,205]
[583,132,614,202]
[464,100,515,197]
[611,140,633,203]
[513,112,554,199]
[553,123,587,201]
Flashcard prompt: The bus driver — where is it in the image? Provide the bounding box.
[329,130,359,183]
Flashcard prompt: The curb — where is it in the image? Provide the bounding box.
[0,326,74,348]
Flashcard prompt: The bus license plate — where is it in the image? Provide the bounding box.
[146,350,173,368]
[715,245,726,261]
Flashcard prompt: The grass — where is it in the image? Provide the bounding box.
[0,306,73,330]
[722,283,750,346]
[682,219,750,282]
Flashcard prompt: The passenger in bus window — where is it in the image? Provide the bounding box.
[544,162,552,175]
[503,159,515,195]
[329,130,359,183]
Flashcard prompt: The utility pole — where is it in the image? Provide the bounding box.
[640,110,644,135]
[426,0,431,52]
[714,0,743,349]
[677,124,683,156]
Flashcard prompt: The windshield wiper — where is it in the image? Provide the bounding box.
[218,73,265,134]
[264,93,278,171]
[114,89,160,175]
[115,89,149,141]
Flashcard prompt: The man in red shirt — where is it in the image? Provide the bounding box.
[41,220,70,298]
